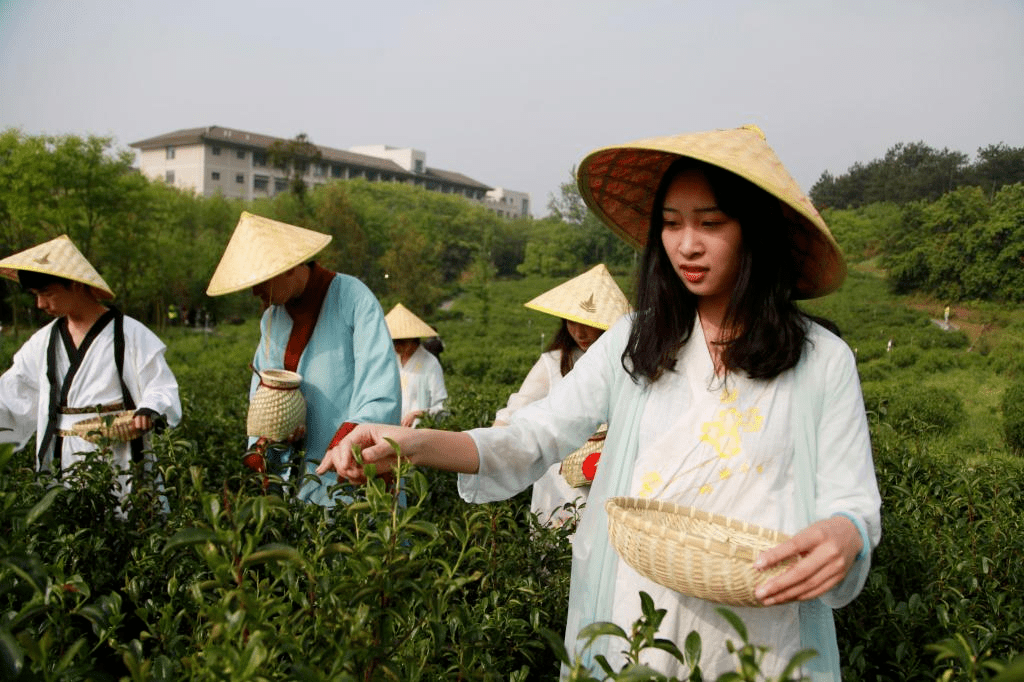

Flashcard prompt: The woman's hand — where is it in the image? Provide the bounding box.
[132,414,153,433]
[401,410,424,428]
[752,515,863,606]
[317,423,413,483]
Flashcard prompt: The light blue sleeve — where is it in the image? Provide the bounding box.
[345,280,401,426]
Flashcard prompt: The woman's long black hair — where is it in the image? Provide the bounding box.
[622,157,820,383]
[548,319,583,377]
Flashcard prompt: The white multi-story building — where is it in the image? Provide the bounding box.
[130,126,531,218]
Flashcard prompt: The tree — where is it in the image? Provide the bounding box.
[267,133,323,204]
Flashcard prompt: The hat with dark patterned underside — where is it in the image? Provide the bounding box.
[577,125,845,299]
[207,211,332,296]
[525,263,631,330]
[0,234,114,300]
[385,303,438,339]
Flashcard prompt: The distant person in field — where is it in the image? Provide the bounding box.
[491,264,630,528]
[0,235,182,504]
[317,125,881,680]
[384,304,448,428]
[206,212,400,507]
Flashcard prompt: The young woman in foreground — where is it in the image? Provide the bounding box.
[319,125,881,680]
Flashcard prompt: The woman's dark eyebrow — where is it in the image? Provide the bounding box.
[662,205,721,213]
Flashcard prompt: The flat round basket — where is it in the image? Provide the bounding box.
[605,497,794,606]
[562,428,607,488]
[71,410,143,444]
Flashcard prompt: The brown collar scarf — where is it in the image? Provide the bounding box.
[283,263,335,371]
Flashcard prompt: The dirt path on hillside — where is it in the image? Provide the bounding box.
[909,302,992,347]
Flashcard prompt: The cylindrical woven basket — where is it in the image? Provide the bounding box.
[605,497,794,606]
[562,428,607,488]
[246,369,306,441]
[71,410,143,444]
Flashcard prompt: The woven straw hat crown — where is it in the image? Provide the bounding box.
[207,212,333,296]
[385,303,438,339]
[0,235,114,300]
[577,125,845,299]
[525,263,631,330]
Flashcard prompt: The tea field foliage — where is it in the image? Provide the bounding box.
[2,271,1024,680]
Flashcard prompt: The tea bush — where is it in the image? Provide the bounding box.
[1001,380,1024,456]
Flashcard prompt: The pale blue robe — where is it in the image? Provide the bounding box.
[251,273,401,506]
[460,315,881,680]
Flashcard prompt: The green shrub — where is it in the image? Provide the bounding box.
[885,384,964,436]
[1002,381,1024,456]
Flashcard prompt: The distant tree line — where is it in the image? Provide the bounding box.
[0,130,636,333]
[810,141,1024,209]
[825,182,1024,302]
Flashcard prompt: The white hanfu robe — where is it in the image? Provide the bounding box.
[461,315,881,680]
[0,311,182,501]
[398,344,447,427]
[494,349,588,528]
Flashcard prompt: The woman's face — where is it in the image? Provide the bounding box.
[566,320,603,351]
[660,169,744,313]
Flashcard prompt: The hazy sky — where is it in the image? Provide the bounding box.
[1,0,1022,217]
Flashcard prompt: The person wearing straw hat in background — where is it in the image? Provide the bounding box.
[207,212,401,507]
[0,235,182,505]
[318,125,881,679]
[492,264,630,529]
[384,303,448,428]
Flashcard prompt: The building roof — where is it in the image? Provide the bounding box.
[130,125,492,191]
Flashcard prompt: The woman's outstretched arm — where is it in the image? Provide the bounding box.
[317,424,479,484]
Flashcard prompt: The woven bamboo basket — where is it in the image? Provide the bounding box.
[605,497,794,606]
[561,428,607,488]
[246,369,306,441]
[71,410,143,444]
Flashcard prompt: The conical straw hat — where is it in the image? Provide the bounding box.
[577,125,845,299]
[206,212,332,296]
[525,264,631,330]
[0,235,114,300]
[385,303,438,339]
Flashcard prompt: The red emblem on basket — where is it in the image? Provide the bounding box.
[582,451,601,481]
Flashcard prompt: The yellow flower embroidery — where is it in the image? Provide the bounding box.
[700,407,764,459]
[699,483,714,495]
[719,467,732,480]
[637,472,662,498]
[720,387,738,404]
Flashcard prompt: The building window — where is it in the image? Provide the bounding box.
[237,149,246,160]
[367,171,377,181]
[212,146,221,156]
[521,198,529,215]
[415,159,423,173]
[274,177,288,192]
[331,165,342,178]
[314,163,327,177]
[211,171,220,180]
[235,173,244,184]
[254,175,269,191]
[254,152,267,167]
[165,170,175,184]
[166,146,175,160]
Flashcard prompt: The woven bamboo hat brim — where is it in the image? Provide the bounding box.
[385,303,438,339]
[206,212,332,296]
[577,125,845,299]
[0,235,114,300]
[524,264,631,330]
